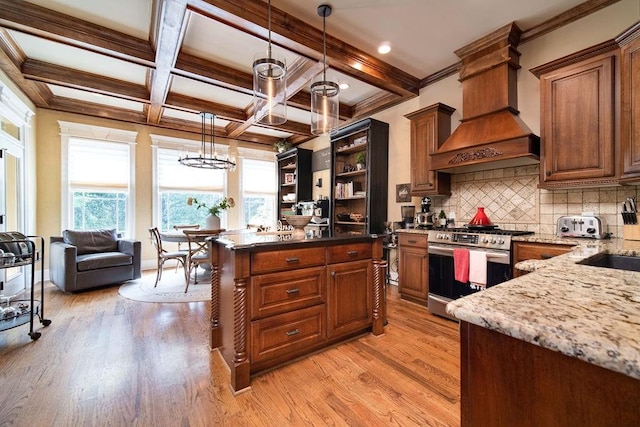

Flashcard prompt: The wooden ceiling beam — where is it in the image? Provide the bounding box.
[0,30,52,106]
[22,59,150,102]
[0,0,155,66]
[147,0,190,124]
[190,0,420,97]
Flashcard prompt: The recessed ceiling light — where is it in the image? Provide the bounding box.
[378,43,391,54]
[339,82,350,90]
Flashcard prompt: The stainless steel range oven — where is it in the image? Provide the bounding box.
[426,228,534,321]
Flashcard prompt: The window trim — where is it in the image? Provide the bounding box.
[59,121,137,236]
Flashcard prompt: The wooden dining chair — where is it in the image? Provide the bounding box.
[172,224,200,251]
[148,227,189,288]
[183,229,224,293]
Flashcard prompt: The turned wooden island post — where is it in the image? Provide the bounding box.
[207,233,386,393]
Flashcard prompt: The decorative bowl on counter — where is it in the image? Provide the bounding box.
[336,213,352,222]
[285,215,312,228]
[350,213,364,222]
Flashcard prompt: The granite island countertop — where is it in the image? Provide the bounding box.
[214,230,381,250]
[447,237,640,380]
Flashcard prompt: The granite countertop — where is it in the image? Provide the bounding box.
[215,230,379,250]
[447,237,640,380]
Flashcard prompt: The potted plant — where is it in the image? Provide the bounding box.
[355,151,366,170]
[187,196,235,229]
[273,140,292,153]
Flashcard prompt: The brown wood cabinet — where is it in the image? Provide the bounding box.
[618,23,640,182]
[404,103,455,196]
[397,233,429,305]
[512,241,573,277]
[210,235,386,393]
[532,43,620,189]
[460,321,640,427]
[327,259,372,338]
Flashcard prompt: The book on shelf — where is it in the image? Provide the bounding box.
[335,181,363,198]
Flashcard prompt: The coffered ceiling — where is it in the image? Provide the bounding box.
[0,0,617,148]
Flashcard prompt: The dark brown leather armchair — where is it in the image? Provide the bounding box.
[49,229,141,292]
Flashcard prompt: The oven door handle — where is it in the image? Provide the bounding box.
[428,245,510,263]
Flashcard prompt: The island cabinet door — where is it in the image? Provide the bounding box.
[327,259,373,338]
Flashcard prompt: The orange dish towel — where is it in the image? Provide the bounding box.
[453,248,470,283]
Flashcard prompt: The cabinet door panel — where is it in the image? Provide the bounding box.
[621,35,640,177]
[398,246,428,302]
[327,260,372,337]
[541,54,615,183]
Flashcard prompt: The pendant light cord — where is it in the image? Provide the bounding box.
[322,10,327,82]
[267,0,272,59]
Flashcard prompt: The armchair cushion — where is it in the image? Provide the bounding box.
[76,252,133,271]
[63,228,118,255]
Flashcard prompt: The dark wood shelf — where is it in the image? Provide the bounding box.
[330,119,389,235]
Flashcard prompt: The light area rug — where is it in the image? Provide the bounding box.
[118,270,211,303]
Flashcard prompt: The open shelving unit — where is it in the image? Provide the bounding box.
[331,118,389,235]
[276,147,312,223]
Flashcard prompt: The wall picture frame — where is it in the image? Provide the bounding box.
[396,183,411,202]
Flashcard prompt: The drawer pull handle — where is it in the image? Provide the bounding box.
[347,250,358,256]
[286,288,300,294]
[408,239,418,244]
[286,329,300,336]
[285,257,300,263]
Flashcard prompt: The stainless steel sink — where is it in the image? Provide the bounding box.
[578,253,640,272]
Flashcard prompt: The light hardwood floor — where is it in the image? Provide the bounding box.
[0,274,460,426]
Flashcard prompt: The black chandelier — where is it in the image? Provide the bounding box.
[178,112,236,170]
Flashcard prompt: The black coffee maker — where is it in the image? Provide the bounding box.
[415,197,433,228]
[401,205,415,229]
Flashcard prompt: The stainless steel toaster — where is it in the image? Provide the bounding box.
[556,215,607,239]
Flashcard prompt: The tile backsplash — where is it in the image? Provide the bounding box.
[429,165,640,238]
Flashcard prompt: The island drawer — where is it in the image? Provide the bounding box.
[251,266,327,319]
[398,233,428,248]
[250,304,326,365]
[326,242,372,264]
[251,247,326,274]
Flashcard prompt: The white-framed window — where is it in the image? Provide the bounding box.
[155,145,226,231]
[242,157,276,227]
[151,135,277,230]
[59,122,137,237]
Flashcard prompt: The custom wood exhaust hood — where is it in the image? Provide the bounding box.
[431,22,540,173]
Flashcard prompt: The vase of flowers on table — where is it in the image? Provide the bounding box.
[187,196,235,229]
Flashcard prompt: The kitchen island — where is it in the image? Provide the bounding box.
[447,238,640,426]
[207,232,386,393]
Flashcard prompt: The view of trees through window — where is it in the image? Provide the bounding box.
[160,192,223,230]
[72,191,127,233]
[244,196,275,226]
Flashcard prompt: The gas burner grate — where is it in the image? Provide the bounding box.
[431,227,534,237]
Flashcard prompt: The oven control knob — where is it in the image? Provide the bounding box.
[490,238,497,244]
[482,237,489,243]
[498,238,505,244]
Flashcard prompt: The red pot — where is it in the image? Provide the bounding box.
[469,207,493,226]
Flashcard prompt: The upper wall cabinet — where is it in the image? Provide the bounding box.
[531,42,620,189]
[618,23,640,183]
[404,103,455,196]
